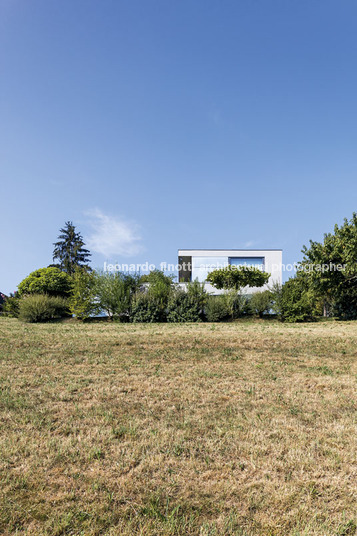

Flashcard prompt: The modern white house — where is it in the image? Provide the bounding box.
[178,249,282,295]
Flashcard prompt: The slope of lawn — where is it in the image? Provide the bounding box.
[0,317,357,535]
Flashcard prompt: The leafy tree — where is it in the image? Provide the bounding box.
[69,268,100,320]
[53,221,91,275]
[332,286,357,320]
[206,265,270,291]
[301,213,357,318]
[18,267,72,297]
[96,271,140,320]
[279,275,322,323]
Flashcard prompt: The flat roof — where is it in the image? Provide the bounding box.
[178,249,282,252]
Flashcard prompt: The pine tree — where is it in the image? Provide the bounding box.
[52,221,91,275]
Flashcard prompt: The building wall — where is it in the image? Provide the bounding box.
[178,249,282,295]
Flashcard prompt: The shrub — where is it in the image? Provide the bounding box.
[141,270,175,313]
[2,293,20,318]
[131,293,165,323]
[69,268,100,320]
[249,290,273,317]
[96,272,140,320]
[0,292,6,312]
[130,270,175,322]
[167,290,202,322]
[270,282,283,316]
[205,295,230,322]
[186,279,208,313]
[279,277,321,322]
[222,290,250,319]
[18,267,72,297]
[19,294,69,323]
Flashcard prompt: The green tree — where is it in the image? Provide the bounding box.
[18,267,72,297]
[206,265,270,291]
[69,268,100,320]
[301,213,357,318]
[53,221,91,275]
[332,286,357,320]
[279,275,322,323]
[96,271,140,320]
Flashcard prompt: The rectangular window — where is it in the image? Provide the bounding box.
[178,256,192,282]
[229,257,265,270]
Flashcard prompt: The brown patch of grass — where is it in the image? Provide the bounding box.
[0,318,357,535]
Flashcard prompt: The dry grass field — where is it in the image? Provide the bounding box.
[0,317,357,536]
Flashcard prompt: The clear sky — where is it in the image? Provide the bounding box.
[1,0,357,294]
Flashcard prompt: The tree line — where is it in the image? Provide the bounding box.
[2,214,357,322]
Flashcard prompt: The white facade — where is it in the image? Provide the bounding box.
[178,249,282,295]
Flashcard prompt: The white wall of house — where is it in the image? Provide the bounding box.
[178,249,282,295]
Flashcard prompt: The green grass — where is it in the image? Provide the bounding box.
[0,317,357,535]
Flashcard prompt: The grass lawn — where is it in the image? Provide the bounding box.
[0,317,357,535]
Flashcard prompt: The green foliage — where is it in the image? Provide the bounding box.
[140,269,175,286]
[279,276,321,323]
[270,282,283,316]
[206,265,270,291]
[53,221,91,275]
[222,290,250,319]
[167,290,202,323]
[2,294,20,318]
[186,279,208,311]
[141,270,175,311]
[131,269,175,323]
[332,285,357,320]
[131,293,166,323]
[205,295,230,322]
[0,292,5,311]
[96,272,140,320]
[19,294,69,323]
[18,267,72,297]
[249,290,273,318]
[69,269,100,321]
[301,213,357,319]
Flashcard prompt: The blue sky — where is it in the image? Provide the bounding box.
[1,0,357,294]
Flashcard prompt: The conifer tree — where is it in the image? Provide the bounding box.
[52,221,91,275]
